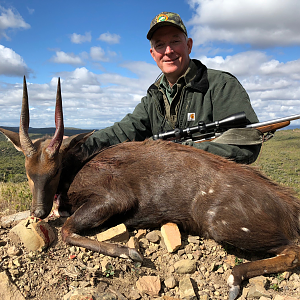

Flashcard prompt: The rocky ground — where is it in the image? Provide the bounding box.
[0,213,300,300]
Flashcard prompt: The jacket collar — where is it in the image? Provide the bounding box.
[148,59,209,94]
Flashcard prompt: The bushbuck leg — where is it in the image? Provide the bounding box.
[61,198,143,261]
[227,244,300,300]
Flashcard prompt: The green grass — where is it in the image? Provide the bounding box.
[253,129,300,197]
[0,134,26,183]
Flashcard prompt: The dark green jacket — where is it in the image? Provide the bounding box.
[82,59,261,164]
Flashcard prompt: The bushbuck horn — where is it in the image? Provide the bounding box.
[46,77,64,157]
[19,76,37,157]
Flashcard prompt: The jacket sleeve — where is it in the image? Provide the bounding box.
[183,140,261,164]
[188,71,261,164]
[81,96,152,157]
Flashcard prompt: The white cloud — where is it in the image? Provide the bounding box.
[199,51,269,76]
[27,7,34,15]
[0,63,157,129]
[0,6,30,40]
[70,32,91,44]
[50,51,85,66]
[0,44,29,76]
[98,32,120,44]
[90,46,117,62]
[187,0,300,48]
[90,46,108,62]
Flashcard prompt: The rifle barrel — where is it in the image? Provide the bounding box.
[246,114,300,129]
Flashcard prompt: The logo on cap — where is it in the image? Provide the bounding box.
[157,14,168,23]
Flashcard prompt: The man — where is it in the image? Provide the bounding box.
[79,12,262,164]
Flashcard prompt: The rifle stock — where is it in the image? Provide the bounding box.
[256,120,290,134]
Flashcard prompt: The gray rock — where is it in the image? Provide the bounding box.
[179,276,197,300]
[174,259,196,274]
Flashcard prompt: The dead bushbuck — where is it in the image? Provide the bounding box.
[1,77,300,300]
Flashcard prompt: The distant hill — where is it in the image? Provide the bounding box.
[283,125,300,130]
[0,126,95,136]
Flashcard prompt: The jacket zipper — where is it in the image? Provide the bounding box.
[175,86,187,129]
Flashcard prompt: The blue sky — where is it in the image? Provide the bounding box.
[0,0,300,129]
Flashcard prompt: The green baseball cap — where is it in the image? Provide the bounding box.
[147,12,187,40]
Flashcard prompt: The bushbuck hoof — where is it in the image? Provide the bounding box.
[128,248,143,262]
[227,274,240,300]
[228,286,240,300]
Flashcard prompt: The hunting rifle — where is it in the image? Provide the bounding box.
[152,112,300,143]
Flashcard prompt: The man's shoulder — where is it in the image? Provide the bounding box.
[207,68,237,80]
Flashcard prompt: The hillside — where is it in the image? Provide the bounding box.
[0,126,94,136]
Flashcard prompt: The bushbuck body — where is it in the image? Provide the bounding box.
[1,77,300,300]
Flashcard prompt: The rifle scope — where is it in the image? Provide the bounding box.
[153,112,247,141]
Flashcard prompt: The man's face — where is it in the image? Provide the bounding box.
[150,26,193,86]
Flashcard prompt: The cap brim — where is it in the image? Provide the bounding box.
[147,22,186,40]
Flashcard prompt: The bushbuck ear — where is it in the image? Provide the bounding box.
[60,131,94,153]
[0,128,23,152]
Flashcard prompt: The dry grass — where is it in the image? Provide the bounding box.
[0,181,31,216]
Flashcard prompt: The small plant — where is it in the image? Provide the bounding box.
[235,257,244,265]
[269,283,280,291]
[131,261,142,275]
[104,264,115,277]
[268,272,285,291]
[276,273,285,283]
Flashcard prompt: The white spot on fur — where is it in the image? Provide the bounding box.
[208,188,214,194]
[227,274,234,286]
[241,227,250,232]
[207,210,215,216]
[201,191,207,196]
[222,220,227,225]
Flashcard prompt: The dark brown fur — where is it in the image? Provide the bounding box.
[59,139,300,300]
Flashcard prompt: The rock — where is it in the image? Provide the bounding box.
[7,245,22,256]
[145,230,160,243]
[139,238,149,249]
[0,210,30,226]
[63,287,117,300]
[96,223,129,243]
[199,294,209,300]
[101,257,112,273]
[8,216,55,251]
[247,284,270,298]
[135,229,147,239]
[249,275,268,287]
[129,289,141,300]
[187,235,200,244]
[127,236,140,252]
[274,296,300,300]
[179,276,197,300]
[161,223,181,253]
[163,296,182,300]
[0,271,26,300]
[164,276,177,289]
[136,276,161,296]
[174,259,196,274]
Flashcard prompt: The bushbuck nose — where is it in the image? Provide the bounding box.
[31,207,50,219]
